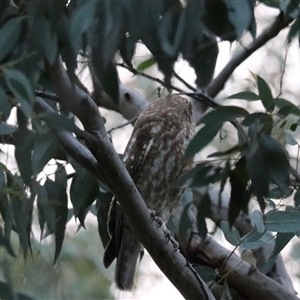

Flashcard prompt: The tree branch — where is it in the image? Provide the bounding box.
[190,234,297,300]
[45,58,215,300]
[206,13,294,98]
[33,97,102,180]
[205,187,295,294]
[92,82,149,121]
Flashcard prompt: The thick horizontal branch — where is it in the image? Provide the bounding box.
[190,234,297,300]
[92,81,149,121]
[45,58,215,300]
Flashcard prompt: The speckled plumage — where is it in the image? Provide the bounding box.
[103,95,195,290]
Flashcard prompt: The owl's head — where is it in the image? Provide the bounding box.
[135,95,193,127]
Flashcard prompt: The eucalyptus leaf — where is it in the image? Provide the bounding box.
[227,91,260,101]
[264,210,300,232]
[0,124,17,135]
[0,17,23,62]
[257,75,274,112]
[220,221,240,246]
[4,69,34,116]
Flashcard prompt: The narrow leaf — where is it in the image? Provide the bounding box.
[0,17,23,62]
[32,131,61,175]
[257,75,274,112]
[197,193,211,239]
[199,105,249,126]
[220,221,240,246]
[250,210,265,233]
[4,69,34,116]
[227,91,260,101]
[184,123,221,159]
[137,57,156,71]
[0,124,17,135]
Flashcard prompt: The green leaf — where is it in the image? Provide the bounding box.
[0,17,23,62]
[285,131,298,146]
[194,266,217,283]
[227,91,260,101]
[14,111,35,184]
[269,186,293,199]
[32,16,58,65]
[6,173,31,256]
[259,135,290,194]
[261,0,281,8]
[250,210,265,233]
[280,0,299,18]
[158,4,184,57]
[294,188,300,208]
[264,210,300,232]
[203,0,236,41]
[220,221,240,246]
[70,160,98,224]
[242,112,273,127]
[137,57,156,71]
[0,124,17,135]
[257,75,274,112]
[191,165,217,188]
[287,15,300,44]
[224,0,254,39]
[240,230,273,250]
[37,184,56,237]
[69,1,97,53]
[197,193,211,239]
[272,232,294,255]
[246,135,290,210]
[229,158,251,224]
[275,98,300,116]
[0,281,35,300]
[43,169,69,263]
[91,61,119,103]
[199,105,249,126]
[4,69,34,116]
[41,112,82,135]
[53,165,68,263]
[190,34,218,89]
[32,130,61,175]
[179,203,192,248]
[0,87,11,119]
[184,123,221,159]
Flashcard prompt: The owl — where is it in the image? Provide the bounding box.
[103,95,195,290]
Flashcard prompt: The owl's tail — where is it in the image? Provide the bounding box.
[115,226,142,291]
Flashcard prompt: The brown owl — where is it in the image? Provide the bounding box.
[103,95,195,291]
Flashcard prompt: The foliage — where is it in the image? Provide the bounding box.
[0,0,300,298]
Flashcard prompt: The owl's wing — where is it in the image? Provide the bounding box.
[123,122,156,181]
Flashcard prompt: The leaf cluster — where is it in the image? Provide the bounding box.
[182,74,300,253]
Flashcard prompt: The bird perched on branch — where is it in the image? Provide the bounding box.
[103,95,195,291]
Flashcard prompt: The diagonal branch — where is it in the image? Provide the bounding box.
[206,12,294,98]
[33,97,102,180]
[44,58,215,300]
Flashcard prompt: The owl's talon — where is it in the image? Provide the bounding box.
[163,229,179,250]
[150,210,156,222]
[149,210,164,228]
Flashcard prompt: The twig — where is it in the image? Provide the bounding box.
[117,62,220,109]
[107,117,137,134]
[173,71,197,92]
[35,91,60,102]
